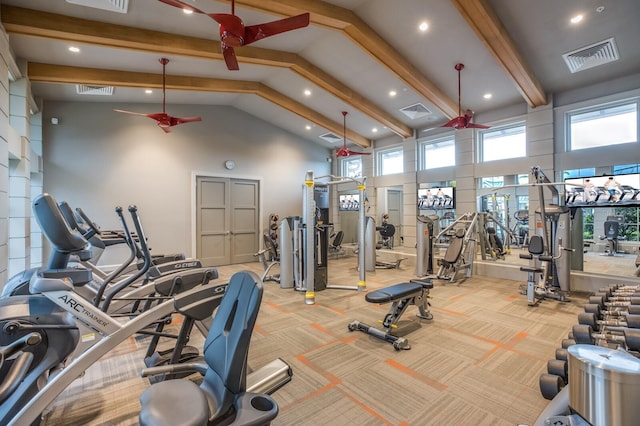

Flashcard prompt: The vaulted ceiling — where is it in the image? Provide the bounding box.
[2,0,639,149]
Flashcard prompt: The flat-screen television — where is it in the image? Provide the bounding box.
[339,194,360,211]
[565,174,640,207]
[418,186,455,210]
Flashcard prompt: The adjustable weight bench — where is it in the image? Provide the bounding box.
[348,278,433,350]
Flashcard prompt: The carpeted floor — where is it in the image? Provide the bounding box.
[41,256,591,426]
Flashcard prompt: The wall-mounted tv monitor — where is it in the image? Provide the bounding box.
[339,194,360,211]
[565,174,640,208]
[418,186,455,210]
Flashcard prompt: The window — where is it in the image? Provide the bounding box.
[480,176,504,188]
[517,195,529,211]
[563,168,595,179]
[614,207,640,242]
[479,122,526,162]
[377,147,403,175]
[419,136,455,169]
[568,100,638,151]
[341,156,362,178]
[614,164,640,174]
[516,174,529,185]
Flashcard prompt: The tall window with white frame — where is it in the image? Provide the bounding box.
[377,147,403,175]
[340,156,362,178]
[419,136,455,170]
[479,122,526,162]
[567,100,638,151]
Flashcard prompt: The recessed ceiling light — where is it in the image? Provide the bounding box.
[303,89,311,96]
[418,22,429,32]
[305,125,312,130]
[389,90,397,97]
[570,14,583,24]
[596,6,605,13]
[483,93,492,99]
[183,8,193,14]
[68,46,80,53]
[145,89,153,94]
[372,127,378,133]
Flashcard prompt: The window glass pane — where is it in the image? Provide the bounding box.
[480,176,504,188]
[517,195,529,211]
[480,123,526,162]
[341,157,362,178]
[563,168,595,179]
[614,164,640,175]
[517,174,529,185]
[378,148,403,175]
[569,102,637,151]
[421,137,455,169]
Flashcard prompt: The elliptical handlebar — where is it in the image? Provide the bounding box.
[100,205,153,312]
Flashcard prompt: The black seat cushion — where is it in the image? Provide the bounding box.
[139,379,209,426]
[365,282,423,304]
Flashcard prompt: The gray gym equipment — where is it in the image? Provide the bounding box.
[348,278,434,350]
[416,214,439,277]
[4,206,292,425]
[434,212,478,283]
[524,166,574,304]
[535,344,640,426]
[138,271,282,426]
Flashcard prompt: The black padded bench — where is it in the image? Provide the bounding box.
[348,278,433,350]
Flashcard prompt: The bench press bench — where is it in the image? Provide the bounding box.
[348,278,433,350]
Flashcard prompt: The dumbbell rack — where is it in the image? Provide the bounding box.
[539,283,640,400]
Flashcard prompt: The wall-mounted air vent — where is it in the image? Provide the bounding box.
[399,103,432,120]
[319,132,343,144]
[563,37,619,73]
[66,0,129,13]
[76,85,115,96]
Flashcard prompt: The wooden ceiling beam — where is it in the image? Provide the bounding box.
[27,62,371,148]
[1,5,409,139]
[232,0,460,119]
[450,0,547,107]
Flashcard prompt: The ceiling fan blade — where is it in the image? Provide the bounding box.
[157,0,207,15]
[169,116,203,125]
[221,45,239,70]
[441,117,464,129]
[114,109,150,117]
[466,123,491,129]
[244,13,310,45]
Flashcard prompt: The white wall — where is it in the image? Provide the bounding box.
[42,101,331,261]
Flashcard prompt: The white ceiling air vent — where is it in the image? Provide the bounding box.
[399,103,432,120]
[76,85,115,96]
[563,37,619,73]
[319,132,343,144]
[65,0,129,13]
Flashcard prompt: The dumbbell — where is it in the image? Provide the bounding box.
[572,324,640,351]
[539,373,565,400]
[578,312,640,331]
[584,303,640,318]
[590,295,640,309]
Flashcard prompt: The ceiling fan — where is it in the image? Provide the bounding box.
[158,0,310,71]
[336,111,371,157]
[441,63,490,130]
[114,58,202,133]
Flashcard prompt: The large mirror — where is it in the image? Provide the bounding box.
[475,173,640,278]
[376,185,403,247]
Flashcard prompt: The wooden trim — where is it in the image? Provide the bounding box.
[27,62,371,148]
[2,5,408,139]
[450,0,547,107]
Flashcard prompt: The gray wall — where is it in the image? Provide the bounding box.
[42,101,330,262]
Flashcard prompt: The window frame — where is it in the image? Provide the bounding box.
[418,135,455,170]
[478,121,527,163]
[566,98,639,152]
[340,156,362,179]
[376,146,404,176]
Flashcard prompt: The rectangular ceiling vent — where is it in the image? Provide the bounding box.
[76,84,115,96]
[399,103,432,120]
[319,132,343,144]
[65,0,129,14]
[563,37,619,73]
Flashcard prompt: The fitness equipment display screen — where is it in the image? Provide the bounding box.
[418,186,455,210]
[339,194,360,211]
[565,174,640,207]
